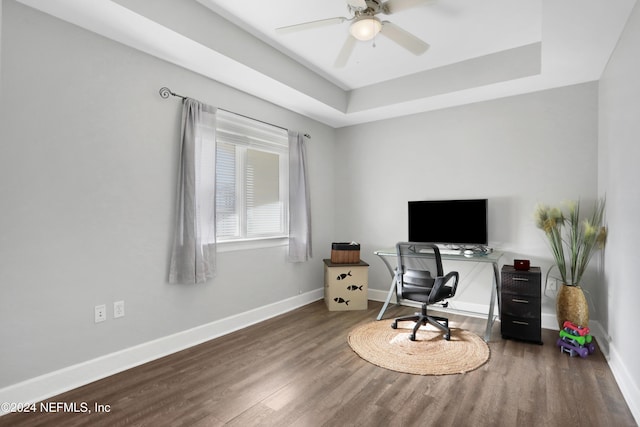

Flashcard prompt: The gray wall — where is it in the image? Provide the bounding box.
[0,1,335,387]
[334,83,599,319]
[599,0,640,414]
[1,0,639,417]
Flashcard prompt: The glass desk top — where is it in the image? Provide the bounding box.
[373,247,503,341]
[374,248,503,264]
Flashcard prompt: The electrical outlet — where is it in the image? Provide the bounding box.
[113,300,125,318]
[548,278,557,291]
[95,304,107,323]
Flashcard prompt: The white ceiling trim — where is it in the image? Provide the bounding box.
[15,0,638,128]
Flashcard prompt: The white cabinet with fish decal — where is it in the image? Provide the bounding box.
[323,259,369,311]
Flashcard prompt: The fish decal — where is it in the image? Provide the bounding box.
[333,297,350,306]
[337,271,352,280]
[347,285,363,291]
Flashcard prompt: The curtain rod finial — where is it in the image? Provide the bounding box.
[159,87,186,100]
[159,87,172,99]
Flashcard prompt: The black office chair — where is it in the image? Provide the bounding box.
[391,242,460,341]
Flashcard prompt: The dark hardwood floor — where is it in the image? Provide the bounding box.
[1,300,636,426]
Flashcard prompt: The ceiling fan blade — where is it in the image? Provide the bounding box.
[380,21,429,55]
[383,0,434,14]
[346,0,368,10]
[334,35,357,68]
[276,17,348,34]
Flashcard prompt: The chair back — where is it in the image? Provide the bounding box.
[394,242,444,301]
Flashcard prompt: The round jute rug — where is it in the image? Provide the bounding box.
[348,321,490,375]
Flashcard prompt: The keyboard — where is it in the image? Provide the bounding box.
[418,248,463,255]
[438,249,463,255]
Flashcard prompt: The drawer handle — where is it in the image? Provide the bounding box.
[512,320,530,326]
[512,277,529,282]
[512,298,529,304]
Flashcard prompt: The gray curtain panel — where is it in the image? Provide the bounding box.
[288,131,312,262]
[169,98,217,284]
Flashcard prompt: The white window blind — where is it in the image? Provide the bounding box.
[215,111,288,242]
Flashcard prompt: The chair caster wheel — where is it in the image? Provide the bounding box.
[444,334,450,341]
[391,322,397,329]
[409,334,416,341]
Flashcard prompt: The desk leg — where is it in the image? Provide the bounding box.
[484,262,501,342]
[376,277,397,320]
[376,254,397,321]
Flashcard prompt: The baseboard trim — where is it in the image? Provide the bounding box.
[369,289,603,345]
[368,288,497,319]
[4,288,636,425]
[0,288,324,417]
[608,342,640,425]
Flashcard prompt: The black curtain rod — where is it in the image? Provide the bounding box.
[159,87,311,139]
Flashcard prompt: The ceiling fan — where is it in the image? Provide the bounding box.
[276,0,432,68]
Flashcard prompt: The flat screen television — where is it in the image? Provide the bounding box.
[408,199,488,246]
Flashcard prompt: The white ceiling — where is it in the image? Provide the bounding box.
[15,0,638,128]
[199,0,542,90]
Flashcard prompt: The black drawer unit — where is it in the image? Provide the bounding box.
[501,265,542,344]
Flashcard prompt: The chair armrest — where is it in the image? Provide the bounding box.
[428,271,460,303]
[445,271,460,296]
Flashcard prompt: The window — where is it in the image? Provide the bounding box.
[215,110,288,244]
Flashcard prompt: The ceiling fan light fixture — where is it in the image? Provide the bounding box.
[350,16,382,41]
